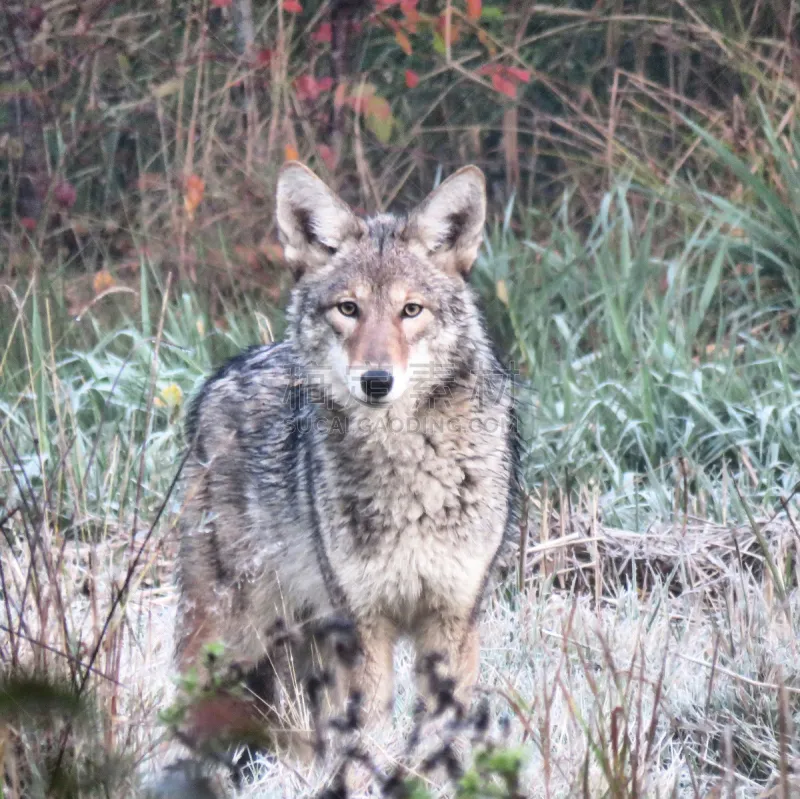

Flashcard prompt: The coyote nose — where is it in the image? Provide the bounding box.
[360,369,393,400]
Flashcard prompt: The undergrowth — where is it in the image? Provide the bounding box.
[1,178,799,796]
[1,1,800,796]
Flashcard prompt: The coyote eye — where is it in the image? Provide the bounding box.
[401,302,423,318]
[337,300,358,317]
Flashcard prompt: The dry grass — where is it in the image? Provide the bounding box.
[1,221,799,794]
[2,2,800,795]
[3,497,800,797]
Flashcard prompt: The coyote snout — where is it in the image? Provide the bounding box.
[328,286,432,405]
[357,369,394,401]
[174,161,521,765]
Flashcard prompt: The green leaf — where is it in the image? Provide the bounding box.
[689,239,726,344]
[203,641,226,660]
[367,112,394,143]
[0,677,83,720]
[403,778,432,799]
[486,747,524,776]
[158,704,187,725]
[179,668,199,694]
[481,5,503,19]
[682,113,797,236]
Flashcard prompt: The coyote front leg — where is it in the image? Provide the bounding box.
[344,617,396,724]
[333,618,396,790]
[414,615,480,714]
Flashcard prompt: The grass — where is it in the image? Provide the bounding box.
[4,179,799,532]
[3,5,800,791]
[482,183,799,528]
[1,164,800,796]
[2,0,800,794]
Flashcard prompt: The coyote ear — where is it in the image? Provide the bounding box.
[276,162,362,276]
[405,166,487,276]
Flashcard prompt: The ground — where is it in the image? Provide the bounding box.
[62,510,799,798]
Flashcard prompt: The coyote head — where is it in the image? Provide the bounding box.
[276,163,487,410]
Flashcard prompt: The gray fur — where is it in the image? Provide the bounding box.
[175,164,521,751]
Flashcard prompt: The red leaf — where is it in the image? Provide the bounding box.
[210,0,232,6]
[506,66,531,84]
[435,13,460,44]
[334,82,348,108]
[256,49,273,67]
[402,10,419,32]
[405,69,420,89]
[477,27,496,55]
[346,83,377,114]
[400,0,419,30]
[376,0,402,9]
[93,270,116,294]
[395,30,412,55]
[318,144,337,170]
[294,75,312,99]
[294,75,333,101]
[20,217,37,231]
[479,64,529,93]
[183,174,205,221]
[311,22,332,43]
[54,181,77,209]
[283,0,303,12]
[366,95,392,121]
[491,72,517,98]
[466,0,481,20]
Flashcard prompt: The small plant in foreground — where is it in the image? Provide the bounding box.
[157,629,528,798]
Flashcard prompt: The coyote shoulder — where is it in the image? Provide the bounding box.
[175,163,521,743]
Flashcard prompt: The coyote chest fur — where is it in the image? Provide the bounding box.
[175,163,520,739]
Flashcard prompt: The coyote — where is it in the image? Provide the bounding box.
[175,163,521,752]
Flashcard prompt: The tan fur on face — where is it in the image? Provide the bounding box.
[329,282,432,375]
[346,311,409,371]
